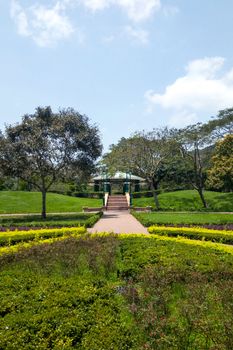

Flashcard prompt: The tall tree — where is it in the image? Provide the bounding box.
[203,107,233,139]
[103,128,180,209]
[0,107,102,218]
[178,123,211,208]
[207,134,233,192]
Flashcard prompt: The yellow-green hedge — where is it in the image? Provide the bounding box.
[148,226,233,244]
[0,226,86,247]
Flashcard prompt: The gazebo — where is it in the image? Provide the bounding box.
[92,171,145,195]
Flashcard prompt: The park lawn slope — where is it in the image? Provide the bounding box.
[133,190,233,211]
[0,191,102,214]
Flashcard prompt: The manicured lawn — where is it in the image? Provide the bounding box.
[0,234,232,349]
[0,191,102,214]
[133,190,233,211]
[133,212,233,227]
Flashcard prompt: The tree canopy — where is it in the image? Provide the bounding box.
[0,107,102,218]
[103,128,180,209]
[207,134,233,192]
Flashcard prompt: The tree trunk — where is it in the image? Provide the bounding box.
[151,180,160,210]
[41,190,47,219]
[197,187,208,209]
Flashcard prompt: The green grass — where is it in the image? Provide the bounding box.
[0,234,233,349]
[133,212,233,227]
[133,190,233,211]
[0,191,102,214]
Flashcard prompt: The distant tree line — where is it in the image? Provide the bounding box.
[102,108,233,209]
[0,106,232,216]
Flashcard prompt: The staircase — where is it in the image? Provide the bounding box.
[106,195,129,211]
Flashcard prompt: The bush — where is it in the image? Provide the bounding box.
[0,234,233,348]
[132,191,155,198]
[0,213,102,229]
[0,227,86,247]
[148,225,233,244]
[49,190,104,199]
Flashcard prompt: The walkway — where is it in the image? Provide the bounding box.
[88,211,148,234]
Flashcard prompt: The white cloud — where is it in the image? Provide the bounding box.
[125,25,149,45]
[145,57,233,126]
[10,0,163,46]
[80,0,112,11]
[10,0,75,47]
[80,0,161,21]
[10,0,30,36]
[117,0,161,22]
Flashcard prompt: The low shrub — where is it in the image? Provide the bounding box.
[0,213,102,229]
[84,212,103,227]
[0,227,86,247]
[148,225,233,244]
[132,191,156,198]
[0,234,233,348]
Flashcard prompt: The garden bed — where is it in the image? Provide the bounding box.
[0,233,232,349]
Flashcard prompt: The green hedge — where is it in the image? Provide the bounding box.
[132,191,155,198]
[50,190,103,199]
[148,226,233,244]
[0,213,102,229]
[0,227,86,247]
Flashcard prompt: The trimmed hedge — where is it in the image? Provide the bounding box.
[0,227,86,247]
[148,225,233,244]
[0,213,102,229]
[50,190,103,199]
[132,191,155,198]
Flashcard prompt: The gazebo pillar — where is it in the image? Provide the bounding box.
[135,180,140,192]
[94,180,100,192]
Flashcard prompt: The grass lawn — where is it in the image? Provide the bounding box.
[133,190,233,211]
[133,212,233,227]
[0,234,232,349]
[0,191,102,214]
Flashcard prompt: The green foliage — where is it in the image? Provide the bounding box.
[133,190,233,211]
[0,213,102,229]
[0,191,102,214]
[133,211,233,226]
[118,235,233,349]
[202,107,233,138]
[148,226,233,244]
[0,227,86,247]
[0,107,102,218]
[0,234,233,349]
[103,128,181,209]
[0,236,138,350]
[207,135,233,192]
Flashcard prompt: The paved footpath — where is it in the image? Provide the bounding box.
[88,211,148,234]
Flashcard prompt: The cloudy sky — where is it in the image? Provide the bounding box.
[1,0,233,149]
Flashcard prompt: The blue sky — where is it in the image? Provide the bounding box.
[1,0,233,150]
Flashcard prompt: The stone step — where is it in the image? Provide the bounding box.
[107,203,128,208]
[108,200,127,204]
[106,195,129,211]
[107,206,129,211]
